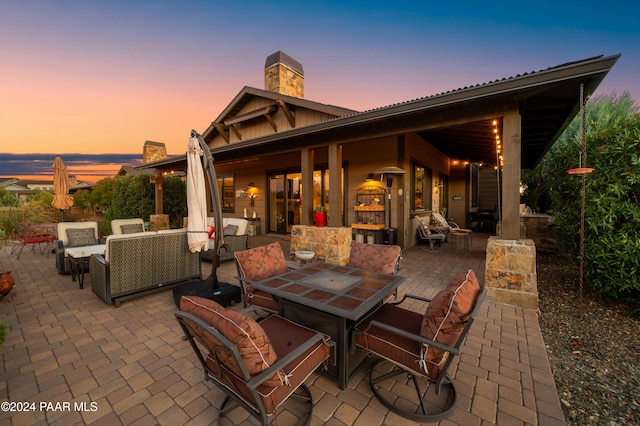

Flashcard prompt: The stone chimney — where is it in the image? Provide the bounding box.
[264,51,304,98]
[143,141,167,164]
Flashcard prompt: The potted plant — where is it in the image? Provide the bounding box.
[313,205,327,227]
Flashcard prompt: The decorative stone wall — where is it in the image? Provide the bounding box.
[485,237,538,309]
[520,214,555,249]
[290,225,352,265]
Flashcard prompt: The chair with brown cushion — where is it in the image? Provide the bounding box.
[175,296,333,425]
[348,240,402,301]
[353,270,486,422]
[234,241,290,314]
[347,241,402,274]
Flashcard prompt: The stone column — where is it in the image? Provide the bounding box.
[485,237,538,309]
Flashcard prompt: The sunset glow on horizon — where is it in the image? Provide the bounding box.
[2,1,638,183]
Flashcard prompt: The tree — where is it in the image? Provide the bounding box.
[0,188,20,207]
[542,92,640,302]
[106,174,187,229]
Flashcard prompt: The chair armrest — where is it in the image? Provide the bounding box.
[366,319,460,357]
[246,329,334,390]
[91,253,106,265]
[391,293,432,305]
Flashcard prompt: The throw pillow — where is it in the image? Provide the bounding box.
[419,269,481,379]
[66,227,97,247]
[120,224,143,234]
[223,224,238,236]
[180,295,283,386]
[208,226,215,240]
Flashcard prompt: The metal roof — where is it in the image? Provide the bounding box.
[143,54,620,172]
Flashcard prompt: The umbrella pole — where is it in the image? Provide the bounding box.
[192,130,229,289]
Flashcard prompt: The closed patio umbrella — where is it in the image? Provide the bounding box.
[186,135,209,253]
[51,156,74,221]
[190,130,228,286]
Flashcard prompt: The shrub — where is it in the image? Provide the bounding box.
[543,93,640,302]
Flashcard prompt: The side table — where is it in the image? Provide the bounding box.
[450,231,470,251]
[66,245,106,289]
[247,217,261,236]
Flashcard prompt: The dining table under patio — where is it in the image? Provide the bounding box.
[244,261,405,389]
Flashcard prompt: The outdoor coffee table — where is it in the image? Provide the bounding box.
[66,245,106,289]
[246,262,404,389]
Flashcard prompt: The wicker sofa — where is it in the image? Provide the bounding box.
[90,229,201,307]
[201,217,249,262]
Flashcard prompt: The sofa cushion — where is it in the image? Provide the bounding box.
[348,241,401,274]
[180,296,282,386]
[66,227,98,247]
[120,223,144,234]
[223,224,238,236]
[207,217,249,236]
[419,269,481,379]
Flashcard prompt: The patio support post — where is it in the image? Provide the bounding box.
[501,111,521,240]
[328,144,343,227]
[155,172,163,214]
[301,148,314,225]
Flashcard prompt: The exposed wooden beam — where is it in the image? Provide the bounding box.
[212,123,230,144]
[224,104,277,126]
[277,99,296,128]
[228,124,241,140]
[264,113,277,131]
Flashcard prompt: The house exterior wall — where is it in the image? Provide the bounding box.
[403,133,450,246]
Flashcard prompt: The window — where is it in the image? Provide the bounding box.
[412,162,432,212]
[217,175,235,212]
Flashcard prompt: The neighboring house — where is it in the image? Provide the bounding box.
[141,51,620,249]
[0,177,85,201]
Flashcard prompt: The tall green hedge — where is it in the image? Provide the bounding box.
[541,93,639,302]
[107,174,186,230]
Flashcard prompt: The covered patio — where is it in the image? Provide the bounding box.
[0,233,565,425]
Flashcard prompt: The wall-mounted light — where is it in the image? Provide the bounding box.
[247,183,257,207]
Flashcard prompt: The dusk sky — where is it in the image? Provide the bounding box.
[1,1,638,183]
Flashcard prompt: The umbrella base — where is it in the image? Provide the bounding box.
[172,278,242,308]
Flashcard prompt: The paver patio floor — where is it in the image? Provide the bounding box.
[0,233,565,425]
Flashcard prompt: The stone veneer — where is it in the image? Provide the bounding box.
[290,225,352,265]
[485,237,538,309]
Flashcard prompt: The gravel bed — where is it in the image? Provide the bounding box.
[537,249,640,425]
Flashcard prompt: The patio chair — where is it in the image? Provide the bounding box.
[347,240,402,274]
[353,270,486,422]
[234,242,289,314]
[431,212,473,243]
[348,240,402,300]
[175,296,333,425]
[416,219,446,251]
[10,221,56,259]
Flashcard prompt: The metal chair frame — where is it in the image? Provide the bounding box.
[354,287,486,422]
[175,310,332,425]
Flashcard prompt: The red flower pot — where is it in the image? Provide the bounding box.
[313,211,327,227]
